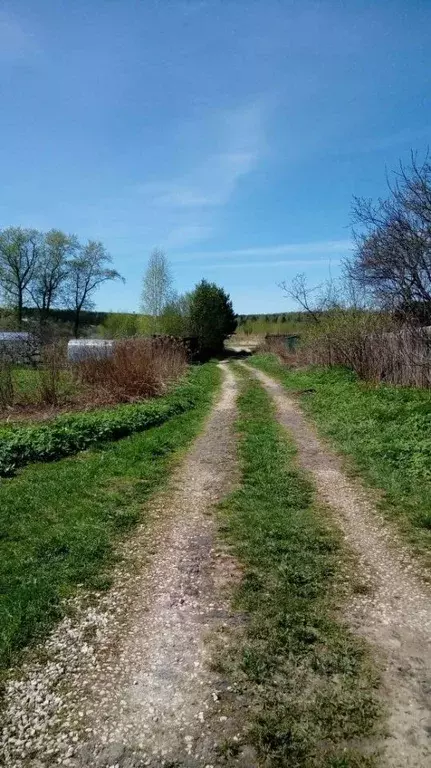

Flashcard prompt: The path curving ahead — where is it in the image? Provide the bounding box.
[245,363,431,768]
[1,364,241,768]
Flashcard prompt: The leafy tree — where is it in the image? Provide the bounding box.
[101,312,139,338]
[29,230,78,324]
[0,227,42,326]
[189,280,236,354]
[159,293,191,336]
[64,240,123,337]
[141,249,173,333]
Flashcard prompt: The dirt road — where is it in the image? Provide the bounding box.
[3,359,431,767]
[247,363,431,768]
[1,364,244,768]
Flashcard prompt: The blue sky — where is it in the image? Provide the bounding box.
[0,1,430,314]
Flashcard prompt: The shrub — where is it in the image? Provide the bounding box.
[0,359,14,409]
[267,309,431,388]
[189,279,237,355]
[37,341,67,406]
[99,312,140,338]
[75,337,187,402]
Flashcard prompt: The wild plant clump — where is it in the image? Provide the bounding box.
[75,337,187,403]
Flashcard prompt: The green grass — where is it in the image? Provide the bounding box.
[11,366,78,404]
[249,354,431,564]
[0,363,220,673]
[217,368,380,767]
[0,366,215,476]
[235,311,308,338]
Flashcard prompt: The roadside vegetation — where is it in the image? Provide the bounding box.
[279,156,431,389]
[0,362,213,476]
[140,250,237,355]
[217,368,380,767]
[0,337,187,419]
[235,311,306,336]
[250,354,431,564]
[0,362,220,672]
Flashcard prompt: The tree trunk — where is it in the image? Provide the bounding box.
[17,291,23,328]
[73,308,81,338]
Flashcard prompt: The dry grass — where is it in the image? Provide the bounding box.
[263,315,431,388]
[37,341,68,406]
[76,337,187,403]
[0,337,188,420]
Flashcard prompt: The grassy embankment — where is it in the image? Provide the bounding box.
[0,365,210,476]
[250,354,431,564]
[217,367,380,767]
[0,363,220,673]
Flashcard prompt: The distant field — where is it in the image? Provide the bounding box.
[235,311,307,336]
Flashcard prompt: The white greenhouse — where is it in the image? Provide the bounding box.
[67,338,115,362]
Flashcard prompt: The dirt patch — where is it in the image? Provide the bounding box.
[0,364,247,768]
[247,364,431,768]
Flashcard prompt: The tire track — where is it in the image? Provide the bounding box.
[1,363,241,768]
[245,363,431,768]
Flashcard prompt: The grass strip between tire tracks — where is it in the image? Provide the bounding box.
[217,366,381,767]
[0,362,220,674]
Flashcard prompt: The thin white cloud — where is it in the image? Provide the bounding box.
[136,101,267,248]
[200,258,336,269]
[0,10,37,61]
[162,224,213,249]
[224,239,352,257]
[173,238,353,262]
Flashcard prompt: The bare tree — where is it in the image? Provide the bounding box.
[29,230,78,324]
[0,227,42,326]
[141,249,173,333]
[280,273,334,323]
[348,153,431,320]
[64,240,124,337]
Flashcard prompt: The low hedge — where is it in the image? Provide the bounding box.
[0,365,217,477]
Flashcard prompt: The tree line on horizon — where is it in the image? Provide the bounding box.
[0,229,236,353]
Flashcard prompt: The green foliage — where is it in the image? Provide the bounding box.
[140,249,173,333]
[250,355,431,562]
[0,362,220,670]
[0,366,213,477]
[0,309,19,331]
[159,293,191,336]
[65,240,123,336]
[218,371,380,766]
[189,279,236,353]
[100,312,140,338]
[236,312,306,336]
